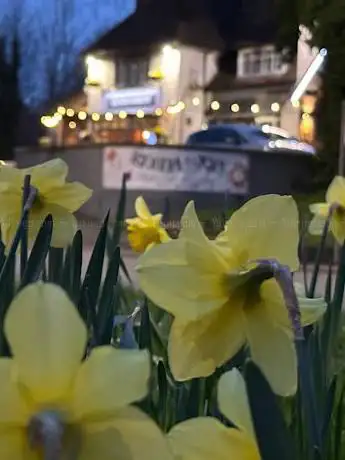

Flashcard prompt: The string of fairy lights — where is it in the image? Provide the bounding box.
[41,100,190,129]
[41,97,284,130]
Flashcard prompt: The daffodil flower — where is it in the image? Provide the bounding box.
[126,196,170,253]
[0,159,92,247]
[137,195,326,395]
[0,283,172,460]
[309,176,345,243]
[168,369,260,460]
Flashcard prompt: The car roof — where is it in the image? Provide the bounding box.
[189,124,260,137]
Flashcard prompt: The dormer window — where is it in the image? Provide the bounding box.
[237,46,287,78]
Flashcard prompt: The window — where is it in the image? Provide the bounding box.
[115,58,150,88]
[238,46,286,78]
[187,128,244,146]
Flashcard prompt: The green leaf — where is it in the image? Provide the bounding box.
[20,215,53,289]
[79,211,109,323]
[120,256,133,284]
[245,360,296,460]
[334,384,345,460]
[138,298,152,351]
[108,174,128,256]
[308,214,333,298]
[63,230,83,305]
[48,247,64,285]
[157,360,168,429]
[296,339,322,454]
[97,246,121,345]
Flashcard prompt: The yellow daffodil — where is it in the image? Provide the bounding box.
[0,159,92,247]
[0,282,172,460]
[126,196,170,253]
[309,176,345,243]
[137,195,326,395]
[168,369,260,460]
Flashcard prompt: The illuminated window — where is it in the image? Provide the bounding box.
[299,113,315,144]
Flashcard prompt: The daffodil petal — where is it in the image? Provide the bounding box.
[223,195,299,271]
[30,205,77,248]
[0,359,30,425]
[168,417,260,460]
[137,239,228,320]
[79,406,173,460]
[168,302,245,380]
[26,159,68,193]
[44,182,92,212]
[245,307,297,396]
[0,429,29,460]
[0,165,23,184]
[299,297,327,326]
[308,214,326,236]
[5,283,87,403]
[0,209,21,247]
[260,281,326,331]
[180,202,229,274]
[158,227,170,242]
[330,214,345,244]
[135,196,152,219]
[259,280,290,330]
[309,203,330,217]
[326,176,345,207]
[71,348,150,421]
[0,185,21,214]
[218,369,255,438]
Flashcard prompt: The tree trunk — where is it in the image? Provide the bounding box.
[0,39,21,161]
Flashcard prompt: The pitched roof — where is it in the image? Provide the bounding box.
[90,0,224,52]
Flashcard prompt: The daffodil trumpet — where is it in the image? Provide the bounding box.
[231,259,304,341]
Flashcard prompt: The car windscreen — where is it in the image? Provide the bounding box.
[250,128,298,142]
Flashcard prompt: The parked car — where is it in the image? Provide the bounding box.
[186,124,316,154]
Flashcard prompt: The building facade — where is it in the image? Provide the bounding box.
[41,43,217,146]
[206,30,321,144]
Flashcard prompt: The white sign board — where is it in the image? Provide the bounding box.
[103,146,249,194]
[102,87,161,115]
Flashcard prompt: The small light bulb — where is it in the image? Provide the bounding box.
[231,103,239,113]
[66,108,75,117]
[69,121,76,129]
[92,113,100,121]
[78,111,87,120]
[192,97,200,106]
[57,106,66,115]
[105,112,114,121]
[211,101,220,111]
[119,111,127,119]
[137,110,145,119]
[251,104,260,114]
[271,102,280,113]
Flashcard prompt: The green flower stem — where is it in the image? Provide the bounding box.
[308,204,337,299]
[0,183,38,320]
